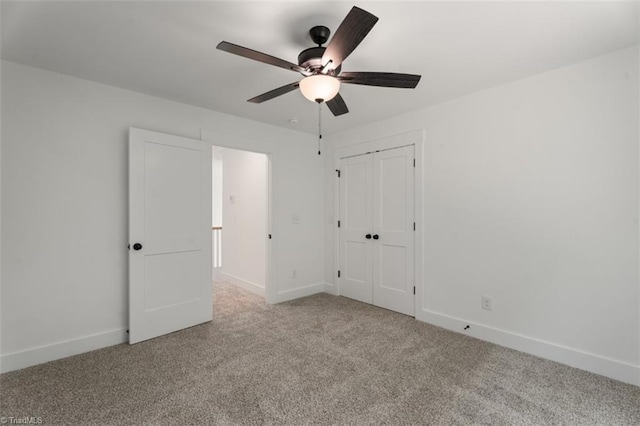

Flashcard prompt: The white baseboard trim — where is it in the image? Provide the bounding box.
[271,282,325,304]
[220,272,265,297]
[323,281,338,295]
[416,308,640,387]
[0,328,127,374]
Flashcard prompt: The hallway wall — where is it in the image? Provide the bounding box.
[220,148,267,294]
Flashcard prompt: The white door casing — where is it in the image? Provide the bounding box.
[129,128,212,344]
[200,129,277,304]
[338,145,415,316]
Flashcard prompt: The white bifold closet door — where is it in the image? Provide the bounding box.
[339,145,415,316]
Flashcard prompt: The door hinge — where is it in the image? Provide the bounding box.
[413,158,416,167]
[413,222,416,231]
[336,169,341,178]
[127,244,130,250]
[338,220,341,228]
[413,286,416,295]
[338,270,341,278]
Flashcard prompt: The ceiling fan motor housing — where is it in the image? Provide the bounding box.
[298,46,341,75]
[298,46,325,69]
[298,26,342,75]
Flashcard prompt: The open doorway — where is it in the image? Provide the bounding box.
[212,146,269,305]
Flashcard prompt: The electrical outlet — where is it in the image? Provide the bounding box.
[292,269,297,279]
[482,295,492,311]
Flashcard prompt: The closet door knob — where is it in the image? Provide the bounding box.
[372,234,379,240]
[365,234,372,239]
[133,243,143,251]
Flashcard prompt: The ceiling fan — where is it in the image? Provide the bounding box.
[216,6,421,117]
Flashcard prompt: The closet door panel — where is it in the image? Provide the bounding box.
[339,155,373,304]
[372,146,415,316]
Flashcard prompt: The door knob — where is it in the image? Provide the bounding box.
[133,243,143,251]
[372,234,379,240]
[365,234,372,239]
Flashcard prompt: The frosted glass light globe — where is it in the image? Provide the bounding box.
[299,75,340,103]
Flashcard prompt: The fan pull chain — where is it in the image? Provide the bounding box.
[317,101,322,155]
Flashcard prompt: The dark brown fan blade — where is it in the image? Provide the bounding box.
[338,72,421,88]
[217,41,306,74]
[326,93,349,116]
[247,82,300,103]
[321,7,378,72]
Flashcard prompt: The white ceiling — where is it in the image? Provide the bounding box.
[2,1,638,135]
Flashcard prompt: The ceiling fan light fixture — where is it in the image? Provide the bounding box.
[299,75,340,103]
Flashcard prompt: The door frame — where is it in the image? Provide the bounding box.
[201,129,277,304]
[332,130,425,316]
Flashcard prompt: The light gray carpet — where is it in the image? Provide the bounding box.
[1,281,639,425]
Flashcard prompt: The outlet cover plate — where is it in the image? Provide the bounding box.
[482,295,492,311]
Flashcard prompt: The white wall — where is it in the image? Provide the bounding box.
[324,46,640,385]
[212,148,223,228]
[0,3,4,365]
[1,61,324,372]
[0,129,2,369]
[220,148,267,294]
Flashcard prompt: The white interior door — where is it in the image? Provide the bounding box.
[129,128,212,344]
[339,154,373,304]
[372,146,415,316]
[338,145,414,316]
